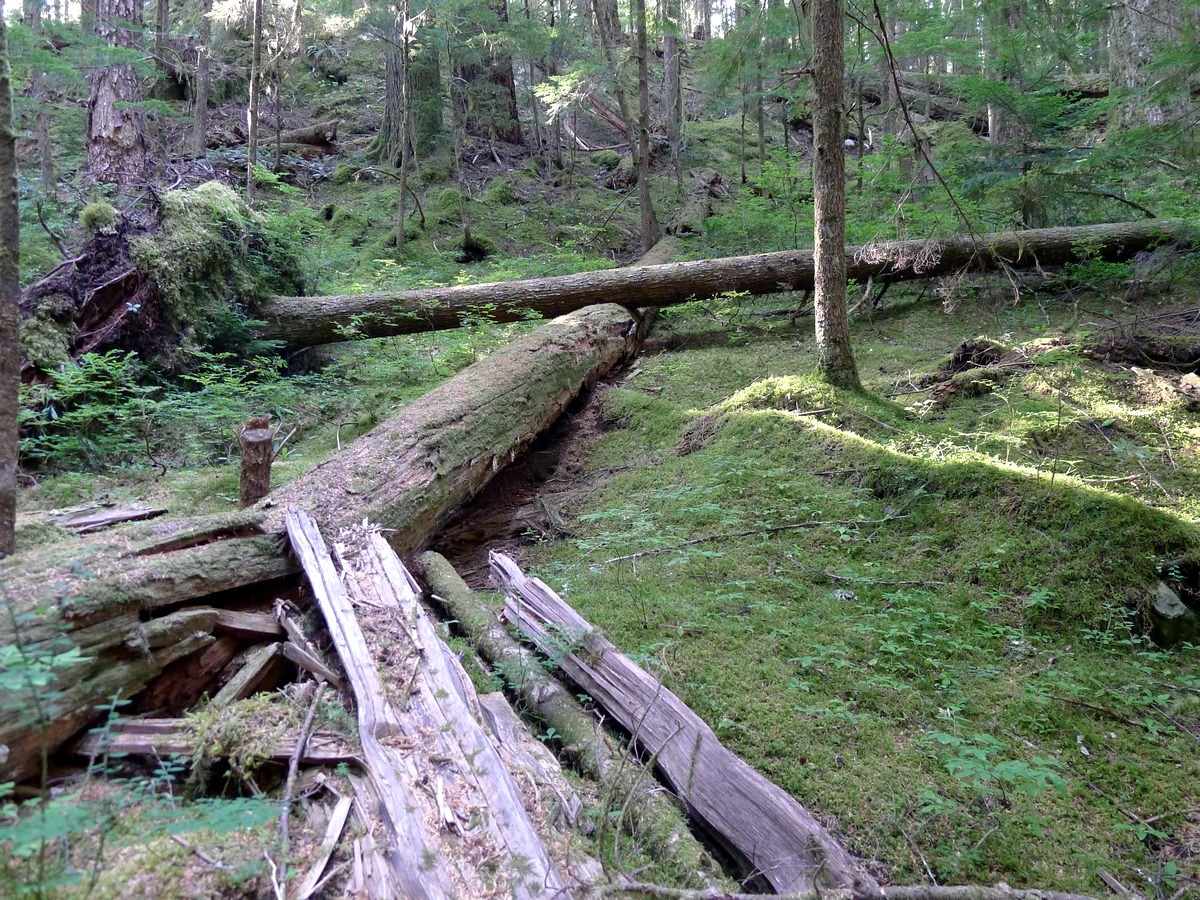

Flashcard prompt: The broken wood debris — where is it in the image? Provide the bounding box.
[285,507,570,898]
[491,550,882,896]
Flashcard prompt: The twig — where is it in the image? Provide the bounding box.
[35,194,70,258]
[272,425,299,461]
[794,562,944,587]
[264,851,286,900]
[601,516,907,565]
[278,682,326,890]
[170,834,225,869]
[1050,695,1151,732]
[900,825,937,885]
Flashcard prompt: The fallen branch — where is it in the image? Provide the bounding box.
[599,881,1098,900]
[278,681,327,891]
[601,516,907,565]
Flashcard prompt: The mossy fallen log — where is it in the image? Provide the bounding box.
[256,219,1194,348]
[0,304,639,783]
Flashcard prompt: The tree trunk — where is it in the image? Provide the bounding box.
[811,0,861,389]
[453,0,524,145]
[24,0,54,191]
[154,0,169,70]
[0,304,640,782]
[593,0,634,150]
[634,0,659,252]
[396,0,413,251]
[663,0,683,185]
[371,14,405,168]
[85,0,149,192]
[191,0,212,157]
[246,0,264,201]
[254,220,1191,348]
[1108,0,1189,131]
[0,11,15,557]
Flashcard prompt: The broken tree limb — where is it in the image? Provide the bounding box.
[490,552,882,897]
[255,219,1194,348]
[419,551,727,890]
[604,883,1098,900]
[285,509,568,898]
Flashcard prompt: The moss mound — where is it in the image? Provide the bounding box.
[131,182,306,363]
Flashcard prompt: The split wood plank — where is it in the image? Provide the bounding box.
[71,718,357,764]
[491,551,883,897]
[211,642,284,707]
[285,508,567,899]
[295,795,353,900]
[281,641,344,690]
[214,609,285,639]
[56,503,168,533]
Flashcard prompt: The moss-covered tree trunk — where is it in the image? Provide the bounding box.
[0,304,640,782]
[634,0,659,252]
[0,9,16,556]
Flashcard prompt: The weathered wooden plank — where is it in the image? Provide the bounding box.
[214,608,285,639]
[210,642,284,707]
[295,795,353,900]
[286,508,568,898]
[491,551,882,896]
[281,641,344,690]
[56,503,168,533]
[71,718,357,764]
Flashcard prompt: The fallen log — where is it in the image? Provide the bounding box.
[256,219,1194,348]
[490,551,882,896]
[0,304,640,783]
[286,509,568,898]
[277,119,338,146]
[420,551,727,889]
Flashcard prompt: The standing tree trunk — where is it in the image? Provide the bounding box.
[396,0,413,251]
[24,0,54,191]
[453,0,524,145]
[593,0,634,150]
[663,0,683,186]
[246,0,264,201]
[371,14,405,167]
[192,0,212,156]
[1108,0,1190,131]
[85,0,149,192]
[634,0,659,252]
[0,9,16,556]
[154,0,169,69]
[810,0,861,389]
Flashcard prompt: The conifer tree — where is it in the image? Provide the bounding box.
[0,0,17,556]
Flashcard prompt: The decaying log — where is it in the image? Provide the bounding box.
[667,168,730,236]
[211,642,286,706]
[71,716,358,765]
[257,220,1193,348]
[215,608,285,639]
[286,509,568,898]
[420,551,726,889]
[0,304,640,783]
[55,503,168,533]
[265,304,640,548]
[490,552,882,896]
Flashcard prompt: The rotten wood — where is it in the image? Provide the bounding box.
[256,220,1193,348]
[71,717,357,764]
[285,508,568,898]
[55,503,168,533]
[420,550,725,888]
[210,642,285,707]
[491,551,881,896]
[238,416,274,508]
[214,608,285,639]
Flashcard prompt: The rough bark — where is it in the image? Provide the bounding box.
[238,418,274,507]
[1108,0,1191,130]
[85,0,149,192]
[634,0,659,252]
[0,305,640,782]
[191,0,212,157]
[593,0,635,149]
[0,10,15,557]
[453,0,523,145]
[396,0,413,251]
[246,0,264,201]
[811,0,861,389]
[255,220,1193,349]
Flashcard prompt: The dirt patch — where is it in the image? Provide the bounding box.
[432,382,615,586]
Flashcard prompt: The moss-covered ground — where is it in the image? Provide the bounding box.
[509,281,1200,894]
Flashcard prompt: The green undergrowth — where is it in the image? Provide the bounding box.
[521,288,1200,894]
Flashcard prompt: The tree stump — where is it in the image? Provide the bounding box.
[238,416,274,508]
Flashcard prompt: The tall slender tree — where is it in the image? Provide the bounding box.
[810,0,860,389]
[395,0,414,251]
[0,0,17,556]
[634,0,659,251]
[191,0,213,156]
[247,0,264,201]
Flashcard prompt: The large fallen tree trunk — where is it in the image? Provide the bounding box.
[257,219,1194,348]
[0,304,639,783]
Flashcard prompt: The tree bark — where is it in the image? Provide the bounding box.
[0,305,640,782]
[453,0,524,145]
[396,0,413,251]
[246,0,264,201]
[154,0,169,69]
[254,220,1192,348]
[811,0,861,389]
[1108,0,1190,131]
[85,0,149,192]
[238,418,274,507]
[191,0,212,157]
[634,0,659,252]
[0,10,15,556]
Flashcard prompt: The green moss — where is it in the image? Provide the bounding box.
[430,187,463,224]
[593,149,621,171]
[130,182,306,367]
[79,201,117,233]
[483,178,518,205]
[20,309,74,370]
